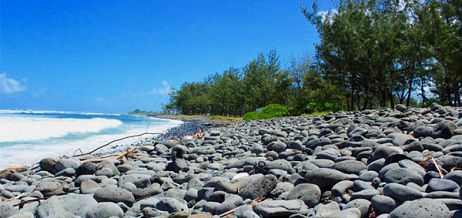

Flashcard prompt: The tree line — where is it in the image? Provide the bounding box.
[164,0,461,116]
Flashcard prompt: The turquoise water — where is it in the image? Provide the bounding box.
[0,110,182,168]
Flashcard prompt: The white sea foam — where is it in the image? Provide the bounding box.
[0,112,183,169]
[0,109,121,116]
[0,116,123,142]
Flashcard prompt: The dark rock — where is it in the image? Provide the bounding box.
[367,158,386,172]
[267,141,287,153]
[358,171,379,182]
[215,194,244,214]
[345,199,371,218]
[444,171,462,185]
[251,144,264,154]
[166,158,188,172]
[382,168,424,185]
[85,202,124,218]
[36,193,98,218]
[133,186,162,199]
[119,174,151,188]
[93,187,135,206]
[350,189,380,200]
[433,121,457,139]
[353,180,375,191]
[76,162,99,175]
[303,168,356,190]
[39,158,56,173]
[334,160,367,175]
[286,183,321,207]
[155,198,188,213]
[254,199,309,217]
[35,179,65,196]
[427,178,459,192]
[9,172,26,181]
[383,183,423,202]
[395,104,407,112]
[369,145,402,163]
[54,158,80,172]
[55,168,75,177]
[332,181,354,197]
[437,198,462,210]
[391,134,416,147]
[389,198,451,218]
[239,174,277,200]
[413,126,433,138]
[371,195,396,214]
[287,140,303,150]
[401,141,424,152]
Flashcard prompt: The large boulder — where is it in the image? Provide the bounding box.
[253,199,309,217]
[383,183,423,202]
[35,179,65,196]
[334,160,367,175]
[39,158,56,173]
[433,121,457,139]
[303,168,356,190]
[0,204,19,218]
[155,198,188,213]
[85,202,124,218]
[286,183,321,207]
[238,174,277,200]
[35,194,97,218]
[389,198,451,218]
[93,187,135,206]
[54,159,81,172]
[382,168,424,185]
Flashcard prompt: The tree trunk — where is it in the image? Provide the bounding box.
[389,92,395,109]
[363,93,368,110]
[350,87,355,111]
[380,90,386,107]
[457,83,461,107]
[445,77,452,106]
[420,77,426,106]
[406,77,413,107]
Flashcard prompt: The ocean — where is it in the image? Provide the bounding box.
[0,110,182,169]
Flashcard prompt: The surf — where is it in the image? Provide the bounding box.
[0,110,182,169]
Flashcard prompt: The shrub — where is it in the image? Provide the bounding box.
[243,104,289,120]
[305,101,342,114]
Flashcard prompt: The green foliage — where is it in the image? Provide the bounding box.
[243,104,290,120]
[304,102,342,114]
[164,0,461,117]
[301,0,461,108]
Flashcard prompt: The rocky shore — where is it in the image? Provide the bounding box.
[1,103,462,218]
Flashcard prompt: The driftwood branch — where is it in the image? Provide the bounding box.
[218,197,265,217]
[73,132,163,158]
[432,157,445,179]
[14,197,43,209]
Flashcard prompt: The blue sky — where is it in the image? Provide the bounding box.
[0,0,334,113]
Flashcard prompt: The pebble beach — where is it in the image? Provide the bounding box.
[1,103,462,218]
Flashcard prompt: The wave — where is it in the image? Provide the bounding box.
[0,118,182,169]
[0,109,121,116]
[0,116,123,143]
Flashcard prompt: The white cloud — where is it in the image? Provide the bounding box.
[0,74,26,94]
[150,80,171,95]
